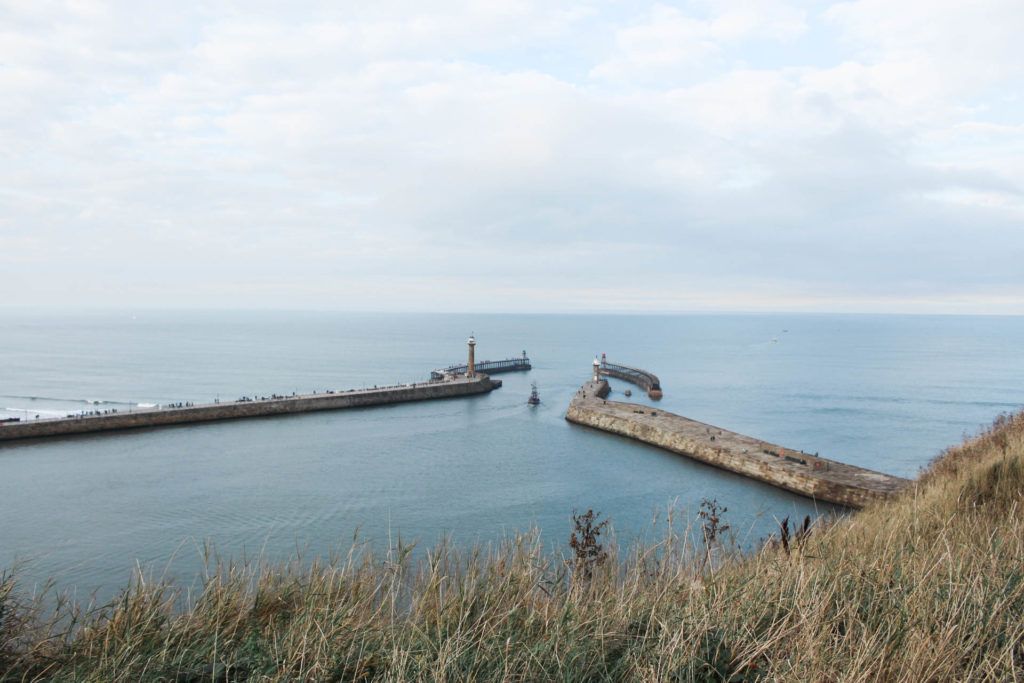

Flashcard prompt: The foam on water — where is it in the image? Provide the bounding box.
[3,407,69,417]
[0,394,136,406]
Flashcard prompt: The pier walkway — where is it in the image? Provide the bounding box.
[566,380,910,509]
[599,358,662,399]
[0,375,500,443]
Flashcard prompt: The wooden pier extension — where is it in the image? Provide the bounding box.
[431,351,531,380]
[566,380,910,509]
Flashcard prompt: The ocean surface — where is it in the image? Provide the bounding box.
[2,312,1023,601]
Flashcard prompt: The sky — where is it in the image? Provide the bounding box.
[1,1,1022,313]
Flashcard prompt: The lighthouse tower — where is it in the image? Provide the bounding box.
[592,356,601,382]
[467,335,477,378]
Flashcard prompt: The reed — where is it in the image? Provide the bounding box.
[3,411,1023,681]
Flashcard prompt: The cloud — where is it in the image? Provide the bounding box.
[590,1,807,82]
[0,1,1022,312]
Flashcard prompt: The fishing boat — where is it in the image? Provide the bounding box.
[527,382,541,406]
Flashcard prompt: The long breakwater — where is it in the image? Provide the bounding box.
[566,379,910,508]
[0,375,500,443]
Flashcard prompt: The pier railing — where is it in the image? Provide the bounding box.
[431,354,531,380]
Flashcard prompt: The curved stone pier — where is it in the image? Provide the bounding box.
[599,359,663,399]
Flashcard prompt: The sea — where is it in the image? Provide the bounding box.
[1,311,1022,602]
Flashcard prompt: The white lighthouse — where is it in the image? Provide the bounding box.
[467,335,477,378]
[592,356,601,382]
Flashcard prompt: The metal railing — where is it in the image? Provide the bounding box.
[431,355,532,380]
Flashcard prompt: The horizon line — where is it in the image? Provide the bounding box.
[1,306,1022,318]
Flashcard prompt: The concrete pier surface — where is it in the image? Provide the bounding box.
[0,375,500,443]
[566,380,911,509]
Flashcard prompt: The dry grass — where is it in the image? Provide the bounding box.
[3,411,1024,681]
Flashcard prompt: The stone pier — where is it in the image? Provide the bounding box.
[0,375,499,443]
[566,380,910,509]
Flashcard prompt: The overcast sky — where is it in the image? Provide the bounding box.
[2,1,1022,313]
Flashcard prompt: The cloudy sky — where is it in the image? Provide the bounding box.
[2,1,1022,313]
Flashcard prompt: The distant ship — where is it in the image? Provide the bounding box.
[527,382,541,406]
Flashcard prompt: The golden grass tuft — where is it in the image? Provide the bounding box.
[3,411,1024,681]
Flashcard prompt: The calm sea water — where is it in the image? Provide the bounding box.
[2,312,1022,600]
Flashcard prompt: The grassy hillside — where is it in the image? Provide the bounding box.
[3,411,1023,681]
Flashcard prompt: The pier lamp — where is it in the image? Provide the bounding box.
[467,335,477,378]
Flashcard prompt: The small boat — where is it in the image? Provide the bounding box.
[527,383,541,406]
[624,389,632,397]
